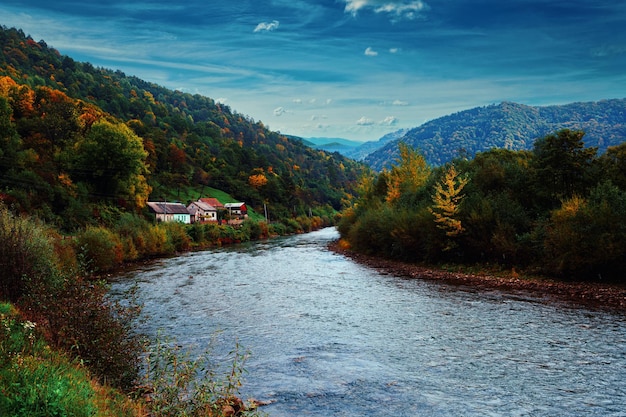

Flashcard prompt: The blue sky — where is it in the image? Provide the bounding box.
[1,0,625,141]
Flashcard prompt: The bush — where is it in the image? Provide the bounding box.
[162,222,191,252]
[0,303,139,417]
[22,277,144,390]
[75,226,123,272]
[0,203,60,301]
[143,333,265,417]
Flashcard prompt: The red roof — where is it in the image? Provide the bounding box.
[199,197,224,209]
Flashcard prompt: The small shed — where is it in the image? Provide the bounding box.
[146,202,191,224]
[224,202,248,217]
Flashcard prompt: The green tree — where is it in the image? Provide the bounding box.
[72,120,151,209]
[599,142,626,190]
[531,129,598,208]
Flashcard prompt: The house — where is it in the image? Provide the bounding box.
[199,197,225,211]
[187,200,218,223]
[146,202,191,224]
[224,202,248,218]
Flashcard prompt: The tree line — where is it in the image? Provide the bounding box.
[339,129,626,282]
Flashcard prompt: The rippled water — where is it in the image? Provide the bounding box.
[111,228,626,416]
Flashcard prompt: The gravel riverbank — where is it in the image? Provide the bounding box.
[329,241,626,312]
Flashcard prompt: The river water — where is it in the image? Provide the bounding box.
[111,228,626,416]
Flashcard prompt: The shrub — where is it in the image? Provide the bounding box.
[22,277,144,391]
[0,203,60,301]
[162,222,191,252]
[75,226,123,272]
[0,303,140,417]
[143,333,266,417]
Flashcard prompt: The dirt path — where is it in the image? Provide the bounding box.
[329,241,626,313]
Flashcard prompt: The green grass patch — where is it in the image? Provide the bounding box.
[0,304,138,417]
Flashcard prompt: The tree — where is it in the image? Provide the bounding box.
[430,165,469,245]
[72,120,151,209]
[385,142,430,204]
[531,129,598,208]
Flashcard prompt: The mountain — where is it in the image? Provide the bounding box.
[0,26,368,229]
[293,136,365,155]
[364,101,626,170]
[345,128,409,161]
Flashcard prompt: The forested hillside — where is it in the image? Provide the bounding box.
[365,100,626,170]
[0,26,367,230]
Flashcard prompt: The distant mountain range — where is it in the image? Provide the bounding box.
[301,100,626,171]
[363,100,626,170]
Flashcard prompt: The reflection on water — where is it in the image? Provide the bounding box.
[112,228,626,417]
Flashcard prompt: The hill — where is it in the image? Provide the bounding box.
[0,26,368,229]
[364,100,626,170]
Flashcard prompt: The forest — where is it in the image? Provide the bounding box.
[339,130,626,282]
[365,100,626,170]
[0,26,367,232]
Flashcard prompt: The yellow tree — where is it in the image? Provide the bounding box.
[430,165,469,242]
[385,143,430,204]
[248,172,268,189]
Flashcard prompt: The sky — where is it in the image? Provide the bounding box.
[1,0,626,141]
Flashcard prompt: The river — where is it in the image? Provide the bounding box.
[111,227,626,416]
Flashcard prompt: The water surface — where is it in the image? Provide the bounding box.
[112,228,626,416]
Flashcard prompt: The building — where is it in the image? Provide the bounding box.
[146,202,191,224]
[224,202,248,218]
[199,197,225,211]
[187,200,218,223]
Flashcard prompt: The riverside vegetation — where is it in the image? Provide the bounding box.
[0,202,270,416]
[338,129,626,283]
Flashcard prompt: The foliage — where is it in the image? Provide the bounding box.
[341,131,626,282]
[75,226,124,272]
[429,165,469,241]
[0,302,141,417]
[0,203,61,301]
[365,100,626,170]
[143,333,266,417]
[0,202,144,390]
[384,143,431,204]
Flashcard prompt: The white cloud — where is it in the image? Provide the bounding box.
[325,98,333,105]
[365,47,378,56]
[254,20,280,33]
[389,47,399,54]
[356,116,375,126]
[293,98,303,104]
[343,0,429,20]
[392,99,409,106]
[215,97,228,104]
[273,106,287,116]
[380,116,398,125]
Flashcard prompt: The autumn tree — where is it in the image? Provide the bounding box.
[430,165,469,247]
[248,170,268,189]
[385,142,430,204]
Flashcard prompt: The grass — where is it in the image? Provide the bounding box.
[0,302,141,417]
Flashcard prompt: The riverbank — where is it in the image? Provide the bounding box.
[329,241,626,312]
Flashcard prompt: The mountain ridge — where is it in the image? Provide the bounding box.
[364,100,626,170]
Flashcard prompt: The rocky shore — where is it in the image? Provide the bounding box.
[329,241,626,312]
